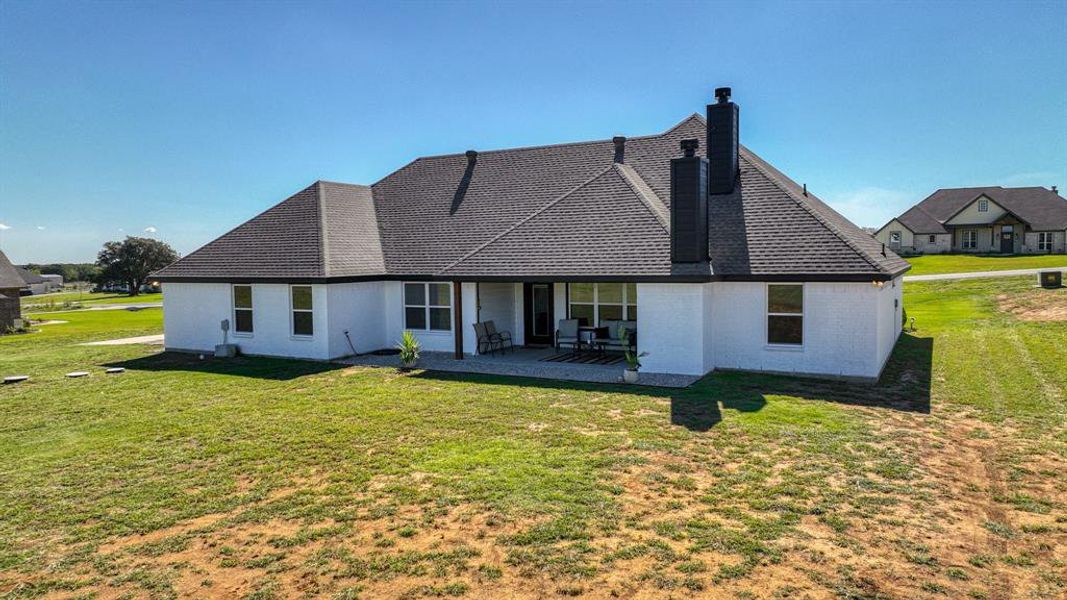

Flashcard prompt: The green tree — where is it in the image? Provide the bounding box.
[95,237,179,296]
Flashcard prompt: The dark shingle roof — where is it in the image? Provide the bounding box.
[0,250,27,290]
[16,267,46,285]
[888,186,1067,233]
[154,182,382,279]
[156,114,907,282]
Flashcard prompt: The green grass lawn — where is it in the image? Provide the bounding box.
[0,281,1063,599]
[905,253,1067,276]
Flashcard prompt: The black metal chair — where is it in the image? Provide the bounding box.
[484,320,513,353]
[473,322,498,355]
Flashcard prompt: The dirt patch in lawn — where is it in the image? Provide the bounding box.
[997,289,1067,321]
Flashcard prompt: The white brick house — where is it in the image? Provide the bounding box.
[156,89,909,382]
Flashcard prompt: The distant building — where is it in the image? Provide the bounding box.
[0,250,26,331]
[875,186,1067,255]
[15,268,48,295]
[40,273,64,292]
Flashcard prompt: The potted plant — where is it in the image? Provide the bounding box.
[396,330,421,369]
[623,349,648,384]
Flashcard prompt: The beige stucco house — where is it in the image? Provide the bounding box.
[875,187,1067,255]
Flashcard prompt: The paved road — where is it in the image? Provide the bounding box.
[904,266,1067,282]
[25,303,162,312]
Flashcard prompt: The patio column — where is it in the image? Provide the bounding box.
[453,281,464,359]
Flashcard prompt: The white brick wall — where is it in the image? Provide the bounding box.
[163,282,331,359]
[636,283,712,376]
[164,278,902,380]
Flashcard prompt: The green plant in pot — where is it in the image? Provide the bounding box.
[396,330,421,369]
[623,349,648,383]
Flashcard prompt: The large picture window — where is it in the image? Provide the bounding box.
[233,285,253,334]
[767,284,803,346]
[291,285,314,336]
[1038,232,1053,251]
[568,283,637,326]
[404,282,452,331]
[962,230,977,249]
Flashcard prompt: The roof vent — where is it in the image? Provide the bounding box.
[680,138,699,157]
[465,150,478,164]
[1053,185,1059,195]
[613,136,626,163]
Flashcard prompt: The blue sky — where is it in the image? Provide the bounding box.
[1,1,1064,263]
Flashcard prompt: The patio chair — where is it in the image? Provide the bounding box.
[555,319,580,353]
[473,322,499,355]
[596,320,637,353]
[484,320,513,353]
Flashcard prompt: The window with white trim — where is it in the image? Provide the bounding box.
[1038,232,1054,251]
[404,282,452,331]
[568,283,637,326]
[928,234,936,243]
[889,231,901,244]
[291,285,313,336]
[978,199,989,212]
[767,284,803,346]
[962,230,977,249]
[233,285,253,334]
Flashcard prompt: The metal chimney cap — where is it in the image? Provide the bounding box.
[465,150,478,162]
[680,138,699,157]
[714,87,732,104]
[612,135,626,144]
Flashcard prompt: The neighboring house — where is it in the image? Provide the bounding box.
[40,274,64,292]
[875,187,1067,255]
[15,268,48,296]
[154,88,909,381]
[0,250,27,331]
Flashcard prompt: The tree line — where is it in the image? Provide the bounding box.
[23,237,179,296]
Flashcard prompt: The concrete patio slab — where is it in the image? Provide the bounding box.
[341,348,699,388]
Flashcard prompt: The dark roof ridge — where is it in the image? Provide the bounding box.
[740,147,888,274]
[614,163,669,231]
[407,114,704,162]
[152,181,323,278]
[316,179,370,189]
[316,181,330,277]
[437,164,618,274]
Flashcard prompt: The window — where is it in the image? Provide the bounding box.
[767,284,803,346]
[889,231,901,244]
[404,282,452,331]
[233,285,253,334]
[962,230,977,249]
[978,199,989,212]
[928,234,936,243]
[1038,232,1054,251]
[291,285,314,336]
[568,283,637,326]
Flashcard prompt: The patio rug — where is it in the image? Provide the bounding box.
[539,352,626,366]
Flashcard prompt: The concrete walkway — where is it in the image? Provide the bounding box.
[80,334,165,346]
[904,266,1066,282]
